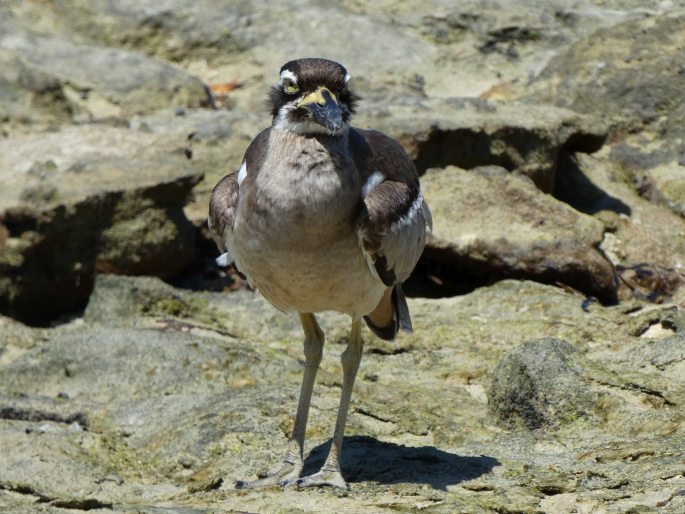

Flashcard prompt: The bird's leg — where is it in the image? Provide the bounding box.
[235,313,324,489]
[291,318,363,489]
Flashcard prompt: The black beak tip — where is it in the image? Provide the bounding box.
[308,94,344,132]
[327,117,343,132]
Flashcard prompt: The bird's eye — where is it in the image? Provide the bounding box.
[283,78,299,95]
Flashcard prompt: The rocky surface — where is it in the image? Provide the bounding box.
[0,4,209,128]
[490,338,619,430]
[564,151,685,302]
[355,96,606,194]
[1,275,684,513]
[1,0,685,512]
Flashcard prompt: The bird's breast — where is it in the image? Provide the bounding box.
[229,136,384,315]
[244,142,360,244]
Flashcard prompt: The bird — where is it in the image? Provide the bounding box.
[208,57,432,489]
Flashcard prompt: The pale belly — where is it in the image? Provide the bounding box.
[231,223,385,318]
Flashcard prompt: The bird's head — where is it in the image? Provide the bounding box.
[269,58,358,136]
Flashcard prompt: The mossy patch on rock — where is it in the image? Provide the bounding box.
[488,338,598,429]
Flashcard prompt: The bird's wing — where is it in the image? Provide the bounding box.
[208,173,239,255]
[208,128,271,266]
[351,129,433,286]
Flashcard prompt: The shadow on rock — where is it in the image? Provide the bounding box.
[554,151,631,216]
[304,435,499,490]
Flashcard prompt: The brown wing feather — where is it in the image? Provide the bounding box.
[350,128,420,186]
[243,128,271,177]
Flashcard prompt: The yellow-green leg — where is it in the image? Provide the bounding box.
[286,318,363,489]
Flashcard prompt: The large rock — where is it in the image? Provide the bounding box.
[557,151,685,301]
[415,165,617,302]
[33,0,677,101]
[0,49,74,128]
[523,13,685,133]
[610,138,685,220]
[0,126,201,324]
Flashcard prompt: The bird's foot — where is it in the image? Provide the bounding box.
[281,468,349,489]
[235,460,302,489]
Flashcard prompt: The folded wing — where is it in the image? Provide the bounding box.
[352,129,432,288]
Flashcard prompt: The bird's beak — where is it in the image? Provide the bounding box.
[297,86,343,132]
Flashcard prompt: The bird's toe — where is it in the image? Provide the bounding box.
[234,461,302,489]
[282,469,349,489]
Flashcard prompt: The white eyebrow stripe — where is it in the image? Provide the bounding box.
[279,69,298,84]
[344,73,351,83]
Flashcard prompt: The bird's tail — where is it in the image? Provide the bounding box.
[363,284,413,341]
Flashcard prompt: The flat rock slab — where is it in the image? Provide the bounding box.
[0,126,201,323]
[129,108,264,223]
[524,13,685,133]
[1,275,683,512]
[416,165,617,302]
